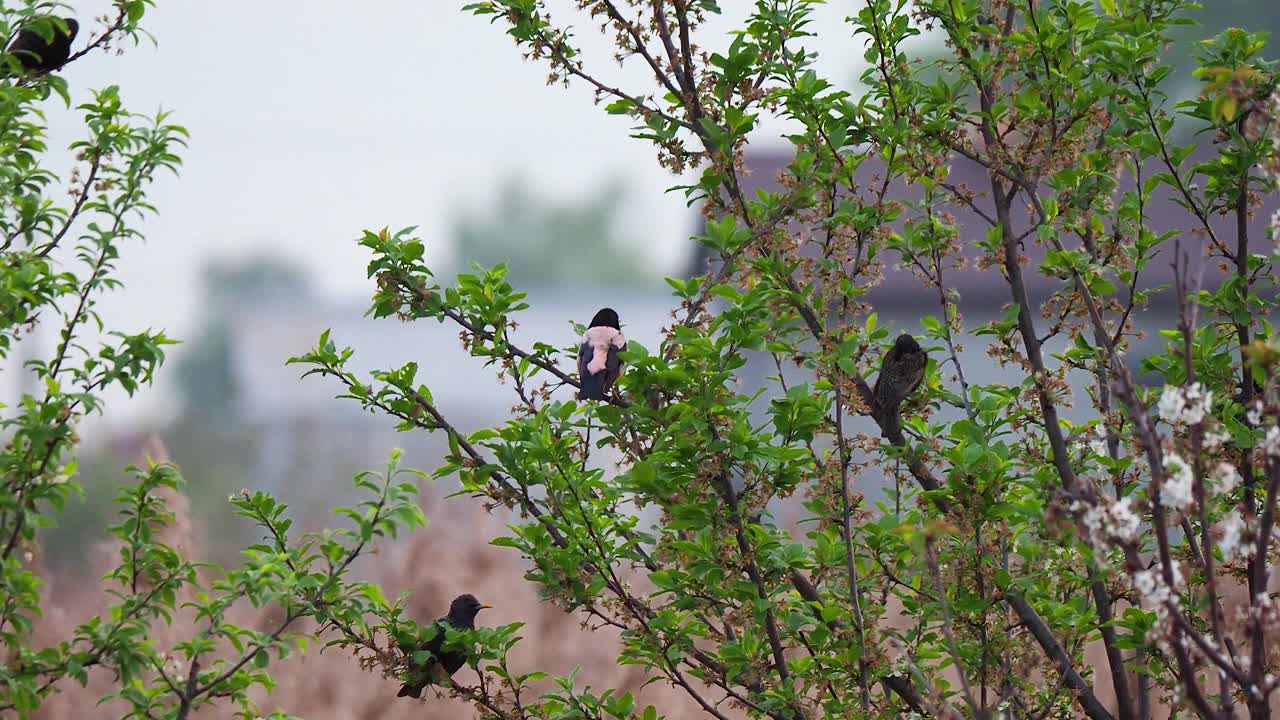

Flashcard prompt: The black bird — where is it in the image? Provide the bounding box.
[396,594,490,699]
[872,333,927,437]
[4,17,78,76]
[577,308,626,401]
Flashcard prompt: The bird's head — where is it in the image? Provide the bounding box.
[62,18,78,39]
[894,333,920,353]
[448,594,491,622]
[589,307,620,330]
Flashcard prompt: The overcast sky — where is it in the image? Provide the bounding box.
[43,1,874,336]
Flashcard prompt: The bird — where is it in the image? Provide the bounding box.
[577,308,626,401]
[396,594,490,699]
[4,17,78,76]
[871,333,927,437]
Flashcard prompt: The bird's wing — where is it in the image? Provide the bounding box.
[606,340,624,373]
[577,340,609,400]
[601,342,624,391]
[422,618,450,658]
[577,340,593,377]
[401,619,449,663]
[904,351,927,396]
[397,619,452,696]
[5,31,41,62]
[872,345,901,407]
[880,344,932,411]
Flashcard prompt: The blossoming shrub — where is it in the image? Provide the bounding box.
[6,2,1280,720]
[289,2,1280,719]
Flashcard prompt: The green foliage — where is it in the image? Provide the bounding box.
[0,3,441,719]
[5,1,1280,720]
[2,11,191,711]
[293,1,1280,719]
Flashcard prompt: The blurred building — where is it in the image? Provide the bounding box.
[684,146,1279,504]
[699,147,1279,388]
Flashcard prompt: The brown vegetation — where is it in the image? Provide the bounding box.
[29,435,699,719]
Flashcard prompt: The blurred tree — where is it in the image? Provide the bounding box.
[174,254,311,421]
[43,256,313,571]
[1170,1,1280,94]
[451,175,656,288]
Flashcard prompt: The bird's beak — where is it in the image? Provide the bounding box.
[479,604,493,610]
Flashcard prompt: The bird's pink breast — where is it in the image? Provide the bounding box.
[583,326,624,373]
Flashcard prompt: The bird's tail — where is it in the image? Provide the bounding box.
[578,371,606,401]
[873,402,903,440]
[882,411,902,440]
[582,413,593,473]
[397,682,422,699]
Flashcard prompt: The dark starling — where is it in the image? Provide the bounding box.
[4,17,78,76]
[397,593,490,699]
[577,308,626,401]
[871,333,927,436]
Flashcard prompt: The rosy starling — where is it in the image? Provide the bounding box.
[397,594,490,698]
[872,333,927,436]
[577,308,626,401]
[4,17,78,75]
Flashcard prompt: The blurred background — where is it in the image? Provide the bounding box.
[11,1,1280,717]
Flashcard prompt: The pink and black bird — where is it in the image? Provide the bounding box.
[872,333,927,437]
[4,17,78,76]
[577,308,626,401]
[397,594,490,699]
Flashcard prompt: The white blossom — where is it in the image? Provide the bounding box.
[1073,425,1109,458]
[1082,496,1140,545]
[1219,510,1253,562]
[1212,462,1242,495]
[1160,453,1194,511]
[1204,428,1231,450]
[1133,565,1183,635]
[1132,569,1172,615]
[1110,497,1141,541]
[1157,386,1183,421]
[1247,402,1263,427]
[1132,570,1157,599]
[1271,207,1280,252]
[1265,426,1280,459]
[1158,383,1212,425]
